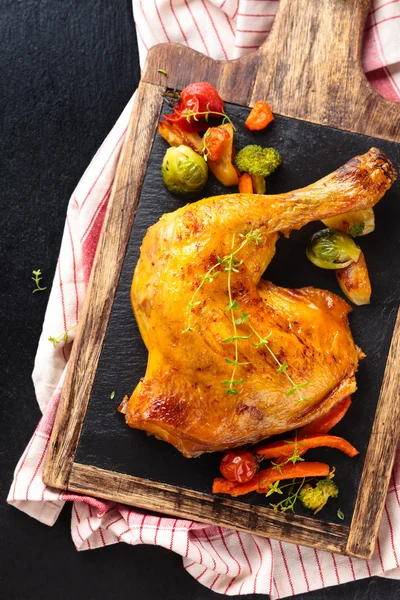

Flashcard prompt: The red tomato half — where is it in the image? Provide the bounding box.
[163,112,207,133]
[220,450,258,483]
[178,82,224,116]
[163,82,225,133]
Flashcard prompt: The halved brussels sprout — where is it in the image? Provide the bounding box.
[306,228,361,270]
[322,208,375,237]
[161,145,208,195]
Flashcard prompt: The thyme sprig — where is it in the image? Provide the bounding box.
[269,477,308,513]
[32,269,47,293]
[246,321,309,403]
[182,263,221,334]
[182,228,310,399]
[269,430,305,474]
[183,102,235,130]
[221,234,249,395]
[200,129,212,161]
[182,229,258,335]
[219,230,261,395]
[48,323,77,347]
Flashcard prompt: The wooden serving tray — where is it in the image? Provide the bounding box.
[43,0,400,559]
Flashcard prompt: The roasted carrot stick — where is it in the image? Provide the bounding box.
[257,462,330,491]
[212,476,260,496]
[238,172,253,194]
[245,101,274,131]
[213,462,330,497]
[299,397,352,436]
[255,434,359,460]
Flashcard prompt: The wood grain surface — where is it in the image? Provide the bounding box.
[43,0,400,559]
[142,0,400,141]
[69,462,349,554]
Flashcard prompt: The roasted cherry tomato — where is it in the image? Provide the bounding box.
[220,450,258,483]
[164,82,225,133]
[163,112,207,133]
[177,81,224,115]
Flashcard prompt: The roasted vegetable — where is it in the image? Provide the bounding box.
[207,123,239,186]
[234,145,282,193]
[158,121,202,152]
[220,450,258,483]
[306,228,361,270]
[299,478,339,514]
[175,81,224,120]
[322,208,375,237]
[256,434,359,460]
[238,172,253,193]
[212,462,330,497]
[245,101,274,131]
[201,126,230,161]
[336,250,372,305]
[161,145,208,195]
[163,81,225,133]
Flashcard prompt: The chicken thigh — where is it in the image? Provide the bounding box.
[122,148,397,457]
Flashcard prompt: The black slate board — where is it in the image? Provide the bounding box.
[76,101,400,527]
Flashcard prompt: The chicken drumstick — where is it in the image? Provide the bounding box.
[122,148,397,457]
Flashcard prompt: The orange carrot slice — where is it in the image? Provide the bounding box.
[256,434,359,460]
[238,172,253,193]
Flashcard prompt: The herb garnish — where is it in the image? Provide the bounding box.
[183,229,310,400]
[269,431,305,473]
[337,508,345,520]
[200,129,212,161]
[220,232,258,394]
[269,478,307,513]
[157,69,168,76]
[183,102,235,130]
[32,269,47,294]
[48,323,77,347]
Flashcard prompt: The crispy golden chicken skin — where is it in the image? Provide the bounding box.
[123,148,397,457]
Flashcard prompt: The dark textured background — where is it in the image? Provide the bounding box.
[1,1,400,598]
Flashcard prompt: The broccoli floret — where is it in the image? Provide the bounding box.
[235,145,282,177]
[299,479,338,514]
[234,145,282,194]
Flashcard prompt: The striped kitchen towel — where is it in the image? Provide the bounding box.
[8,1,400,597]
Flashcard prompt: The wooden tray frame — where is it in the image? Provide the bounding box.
[43,0,400,559]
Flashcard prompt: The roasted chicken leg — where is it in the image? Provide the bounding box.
[123,148,397,457]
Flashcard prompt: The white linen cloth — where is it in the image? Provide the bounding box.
[8,1,400,596]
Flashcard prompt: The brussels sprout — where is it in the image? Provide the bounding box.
[161,145,208,195]
[306,228,361,270]
[322,208,375,237]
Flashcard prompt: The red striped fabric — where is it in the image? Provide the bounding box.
[7,0,400,596]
